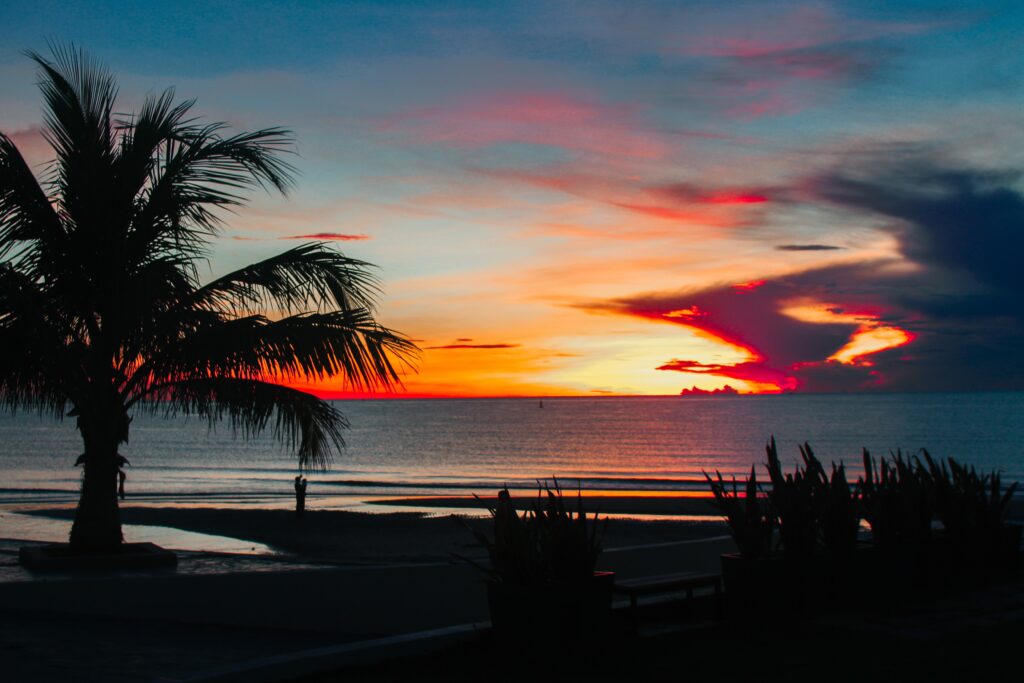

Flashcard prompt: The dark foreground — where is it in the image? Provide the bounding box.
[294,578,1024,682]
[309,621,1024,682]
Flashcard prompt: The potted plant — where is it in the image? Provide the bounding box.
[464,481,611,644]
[924,452,1020,577]
[710,438,863,613]
[764,437,821,562]
[706,465,779,611]
[858,449,939,594]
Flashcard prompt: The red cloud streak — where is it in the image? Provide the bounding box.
[601,267,919,393]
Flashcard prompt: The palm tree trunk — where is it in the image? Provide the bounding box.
[69,401,126,551]
[69,448,123,551]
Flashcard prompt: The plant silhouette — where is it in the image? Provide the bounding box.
[0,46,417,552]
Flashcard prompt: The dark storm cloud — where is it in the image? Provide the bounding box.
[815,161,1024,306]
[775,244,844,251]
[281,233,371,241]
[584,152,1024,393]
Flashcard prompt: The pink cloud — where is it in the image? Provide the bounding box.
[4,125,51,168]
[378,91,665,159]
[684,5,942,59]
[725,90,804,119]
[676,5,952,120]
[481,167,771,228]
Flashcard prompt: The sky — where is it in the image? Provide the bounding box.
[2,0,1024,397]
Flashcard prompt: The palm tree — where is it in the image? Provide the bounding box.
[0,47,417,552]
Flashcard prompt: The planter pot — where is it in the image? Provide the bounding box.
[720,553,788,615]
[487,571,614,644]
[19,542,177,572]
[722,548,881,616]
[940,524,1022,582]
[996,524,1022,570]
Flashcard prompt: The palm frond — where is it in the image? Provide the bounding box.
[0,132,64,263]
[192,243,383,315]
[114,88,196,212]
[132,123,296,255]
[135,377,348,470]
[26,45,117,166]
[0,263,79,414]
[126,308,418,399]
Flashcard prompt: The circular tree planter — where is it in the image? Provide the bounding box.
[19,542,177,572]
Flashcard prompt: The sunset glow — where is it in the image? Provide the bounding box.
[4,1,1022,397]
[782,301,915,365]
[829,327,915,365]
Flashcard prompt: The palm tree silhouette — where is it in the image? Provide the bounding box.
[0,47,417,552]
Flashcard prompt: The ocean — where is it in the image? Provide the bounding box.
[1,393,1022,510]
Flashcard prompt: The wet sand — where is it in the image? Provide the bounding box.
[28,505,730,563]
[373,492,720,516]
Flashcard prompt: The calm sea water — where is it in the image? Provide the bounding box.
[1,393,1022,508]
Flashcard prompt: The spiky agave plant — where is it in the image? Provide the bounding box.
[820,461,860,557]
[463,488,542,586]
[924,451,1019,552]
[858,449,933,549]
[0,46,417,551]
[465,481,606,587]
[797,443,860,558]
[533,479,607,584]
[764,436,819,558]
[705,466,776,559]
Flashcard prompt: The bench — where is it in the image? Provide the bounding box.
[613,572,722,628]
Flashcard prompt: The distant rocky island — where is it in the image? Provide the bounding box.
[679,385,741,397]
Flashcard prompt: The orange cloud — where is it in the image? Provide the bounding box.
[778,301,913,365]
[829,326,915,365]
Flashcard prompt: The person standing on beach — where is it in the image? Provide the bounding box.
[294,475,308,517]
[74,453,130,500]
[116,455,130,501]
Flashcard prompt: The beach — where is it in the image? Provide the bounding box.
[6,501,1024,682]
[23,499,730,563]
[0,500,739,681]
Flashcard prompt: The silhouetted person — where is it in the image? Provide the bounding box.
[73,453,130,500]
[294,475,308,517]
[117,455,130,500]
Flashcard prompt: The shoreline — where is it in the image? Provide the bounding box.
[372,493,719,516]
